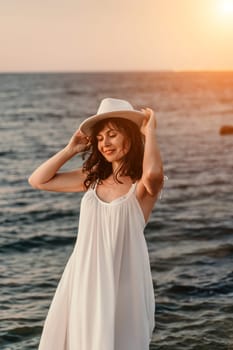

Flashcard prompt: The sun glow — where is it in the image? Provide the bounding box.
[218,0,233,16]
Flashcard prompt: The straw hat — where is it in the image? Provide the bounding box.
[79,98,145,136]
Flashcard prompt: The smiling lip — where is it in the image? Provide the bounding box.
[104,149,115,154]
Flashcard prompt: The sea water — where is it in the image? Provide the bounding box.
[0,71,233,349]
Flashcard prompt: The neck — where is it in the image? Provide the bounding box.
[112,160,122,174]
[105,174,132,185]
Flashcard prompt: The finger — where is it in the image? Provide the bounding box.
[78,128,88,137]
[145,107,152,114]
[74,129,81,136]
[144,108,151,115]
[140,108,147,115]
[81,136,90,145]
[143,114,150,121]
[146,107,155,115]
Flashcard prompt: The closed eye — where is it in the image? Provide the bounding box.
[96,130,117,141]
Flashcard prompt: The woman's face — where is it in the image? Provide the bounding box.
[96,122,131,162]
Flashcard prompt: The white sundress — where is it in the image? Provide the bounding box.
[38,177,168,350]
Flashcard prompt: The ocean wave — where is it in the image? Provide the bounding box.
[0,234,75,253]
[0,325,42,345]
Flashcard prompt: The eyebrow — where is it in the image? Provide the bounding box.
[96,128,117,137]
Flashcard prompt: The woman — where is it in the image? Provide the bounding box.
[28,98,165,350]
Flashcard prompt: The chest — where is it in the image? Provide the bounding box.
[95,183,133,203]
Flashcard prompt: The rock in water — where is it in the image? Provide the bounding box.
[219,125,233,135]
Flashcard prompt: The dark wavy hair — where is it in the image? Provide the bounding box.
[82,117,144,189]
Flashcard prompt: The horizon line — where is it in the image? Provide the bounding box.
[0,69,233,74]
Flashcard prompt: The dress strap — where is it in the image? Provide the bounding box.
[159,175,169,200]
[88,179,99,192]
[132,181,138,191]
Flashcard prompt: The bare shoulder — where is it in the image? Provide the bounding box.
[135,177,163,224]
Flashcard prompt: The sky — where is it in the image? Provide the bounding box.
[0,0,233,72]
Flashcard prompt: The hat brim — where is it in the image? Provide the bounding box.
[79,110,145,136]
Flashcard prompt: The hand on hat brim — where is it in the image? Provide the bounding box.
[140,108,157,135]
[67,128,91,154]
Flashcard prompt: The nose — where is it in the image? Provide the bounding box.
[102,136,111,147]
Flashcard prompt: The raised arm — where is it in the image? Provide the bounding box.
[28,129,91,192]
[134,107,164,224]
[138,108,164,197]
[133,108,164,224]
